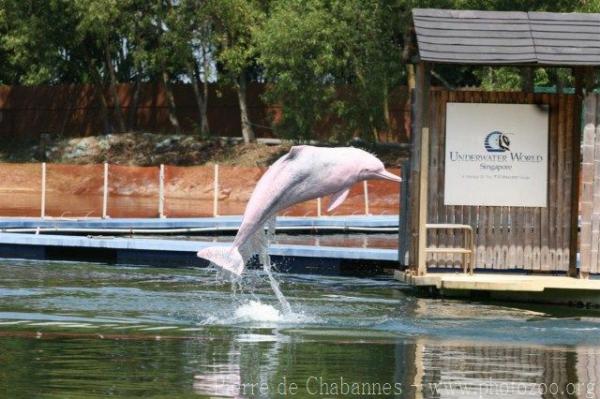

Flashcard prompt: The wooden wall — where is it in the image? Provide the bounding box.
[0,83,410,143]
[580,94,600,275]
[425,90,575,272]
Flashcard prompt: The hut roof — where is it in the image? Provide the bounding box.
[412,9,600,65]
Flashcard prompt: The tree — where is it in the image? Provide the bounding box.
[127,0,184,134]
[74,0,130,132]
[169,0,213,136]
[0,0,82,85]
[209,0,264,143]
[256,0,402,142]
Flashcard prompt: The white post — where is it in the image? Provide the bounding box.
[317,197,322,217]
[158,164,165,218]
[40,162,46,219]
[102,163,109,219]
[363,180,370,215]
[213,163,219,217]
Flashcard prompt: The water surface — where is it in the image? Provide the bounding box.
[0,259,599,398]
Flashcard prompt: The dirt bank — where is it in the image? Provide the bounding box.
[0,132,407,167]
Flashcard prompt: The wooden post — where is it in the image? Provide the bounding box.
[102,163,109,219]
[569,68,584,277]
[409,62,431,276]
[40,162,46,219]
[417,126,430,276]
[398,160,410,266]
[363,180,370,215]
[213,163,219,217]
[317,197,322,217]
[158,164,165,218]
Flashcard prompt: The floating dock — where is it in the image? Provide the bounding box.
[0,215,399,233]
[0,229,399,275]
[395,271,600,307]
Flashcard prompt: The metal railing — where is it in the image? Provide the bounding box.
[31,162,389,219]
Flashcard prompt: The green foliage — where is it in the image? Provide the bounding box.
[209,0,264,80]
[257,0,401,141]
[473,67,522,91]
[0,0,598,137]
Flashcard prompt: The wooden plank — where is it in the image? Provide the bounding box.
[416,52,537,63]
[413,9,528,20]
[427,90,440,268]
[555,94,565,270]
[581,95,595,274]
[419,37,534,46]
[590,95,600,274]
[540,93,551,271]
[415,27,535,39]
[415,21,531,32]
[418,43,535,54]
[529,92,542,271]
[438,90,449,267]
[443,91,454,269]
[570,69,585,276]
[531,25,600,34]
[551,93,560,271]
[416,63,431,275]
[528,11,600,23]
[532,39,600,48]
[582,94,598,275]
[564,95,575,272]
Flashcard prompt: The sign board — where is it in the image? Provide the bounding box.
[444,102,549,207]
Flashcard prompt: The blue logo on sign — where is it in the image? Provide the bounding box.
[484,131,511,153]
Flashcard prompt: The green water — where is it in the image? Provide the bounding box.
[0,259,600,398]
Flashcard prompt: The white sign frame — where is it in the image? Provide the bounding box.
[444,102,549,207]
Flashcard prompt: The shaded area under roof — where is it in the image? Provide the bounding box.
[412,8,600,65]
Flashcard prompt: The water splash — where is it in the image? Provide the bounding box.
[234,300,281,322]
[231,300,317,325]
[263,265,292,315]
[244,216,292,315]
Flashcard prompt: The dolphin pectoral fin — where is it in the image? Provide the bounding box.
[197,246,245,277]
[327,188,350,212]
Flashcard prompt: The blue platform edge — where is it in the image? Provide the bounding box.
[0,215,399,230]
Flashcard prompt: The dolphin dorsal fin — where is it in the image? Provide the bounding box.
[287,145,307,159]
[327,188,350,212]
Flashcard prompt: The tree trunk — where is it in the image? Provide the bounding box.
[237,72,255,143]
[105,46,126,132]
[382,76,391,142]
[520,67,534,93]
[128,71,141,130]
[84,50,111,134]
[94,83,111,135]
[162,71,181,134]
[201,47,210,133]
[187,59,209,135]
[59,83,75,136]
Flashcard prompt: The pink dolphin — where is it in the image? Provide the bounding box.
[197,145,401,276]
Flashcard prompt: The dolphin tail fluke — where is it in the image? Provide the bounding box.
[197,246,245,277]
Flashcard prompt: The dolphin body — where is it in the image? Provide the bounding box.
[197,145,401,276]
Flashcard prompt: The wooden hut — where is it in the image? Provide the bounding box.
[403,9,600,278]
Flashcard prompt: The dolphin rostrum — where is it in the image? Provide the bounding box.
[197,145,401,276]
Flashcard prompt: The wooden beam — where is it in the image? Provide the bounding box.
[409,62,431,275]
[398,160,410,266]
[569,67,585,277]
